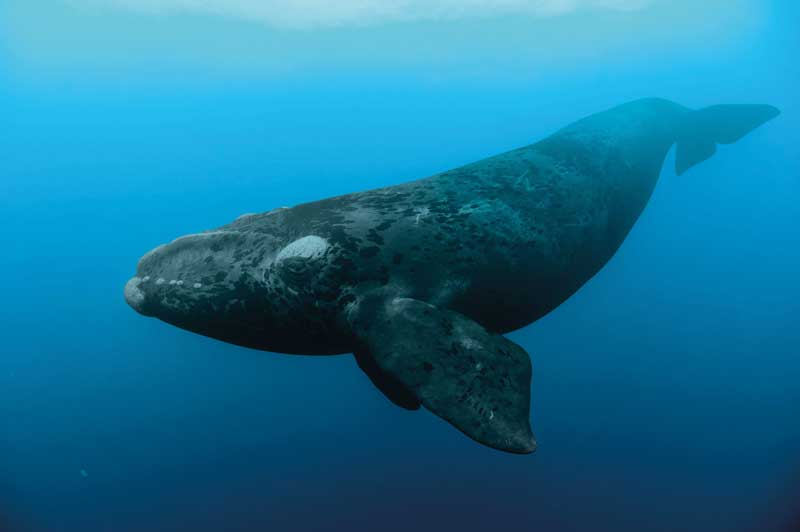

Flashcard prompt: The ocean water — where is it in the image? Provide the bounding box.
[1,1,798,531]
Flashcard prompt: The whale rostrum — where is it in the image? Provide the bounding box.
[125,98,779,453]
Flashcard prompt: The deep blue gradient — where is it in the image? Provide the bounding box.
[1,2,799,531]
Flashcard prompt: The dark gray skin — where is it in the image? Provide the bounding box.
[125,98,779,453]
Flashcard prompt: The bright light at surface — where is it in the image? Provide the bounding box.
[71,0,653,28]
[0,0,766,86]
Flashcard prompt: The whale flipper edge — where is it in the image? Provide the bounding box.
[349,295,536,454]
[354,348,422,411]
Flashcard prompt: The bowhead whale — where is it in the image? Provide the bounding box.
[125,98,779,453]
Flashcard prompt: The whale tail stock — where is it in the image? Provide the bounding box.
[675,103,780,176]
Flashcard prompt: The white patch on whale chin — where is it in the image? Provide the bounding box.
[276,235,329,261]
[124,277,146,311]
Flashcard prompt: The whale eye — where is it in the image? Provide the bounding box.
[268,235,330,289]
[275,255,321,288]
[282,256,310,274]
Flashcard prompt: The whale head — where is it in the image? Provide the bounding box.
[125,229,345,353]
[124,230,273,343]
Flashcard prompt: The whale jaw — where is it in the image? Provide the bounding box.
[124,276,150,316]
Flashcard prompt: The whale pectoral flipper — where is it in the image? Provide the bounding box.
[349,296,536,454]
[354,349,422,411]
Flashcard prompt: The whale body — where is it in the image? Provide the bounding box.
[125,98,779,453]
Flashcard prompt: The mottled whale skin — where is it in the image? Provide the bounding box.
[125,98,779,453]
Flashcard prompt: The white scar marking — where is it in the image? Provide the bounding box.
[414,207,430,226]
[462,338,482,351]
[156,278,165,285]
[193,283,202,288]
[176,280,184,286]
[169,280,177,285]
[124,277,145,311]
[276,235,329,261]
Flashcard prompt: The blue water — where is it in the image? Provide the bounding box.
[2,2,799,531]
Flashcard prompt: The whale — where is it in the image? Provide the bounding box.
[124,97,779,454]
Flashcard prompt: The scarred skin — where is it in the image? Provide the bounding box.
[126,99,687,349]
[124,97,778,453]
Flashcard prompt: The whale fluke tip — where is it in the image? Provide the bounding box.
[676,103,781,175]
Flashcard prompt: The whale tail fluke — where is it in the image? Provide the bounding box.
[675,104,780,175]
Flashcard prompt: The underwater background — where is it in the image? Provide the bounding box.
[1,1,798,531]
